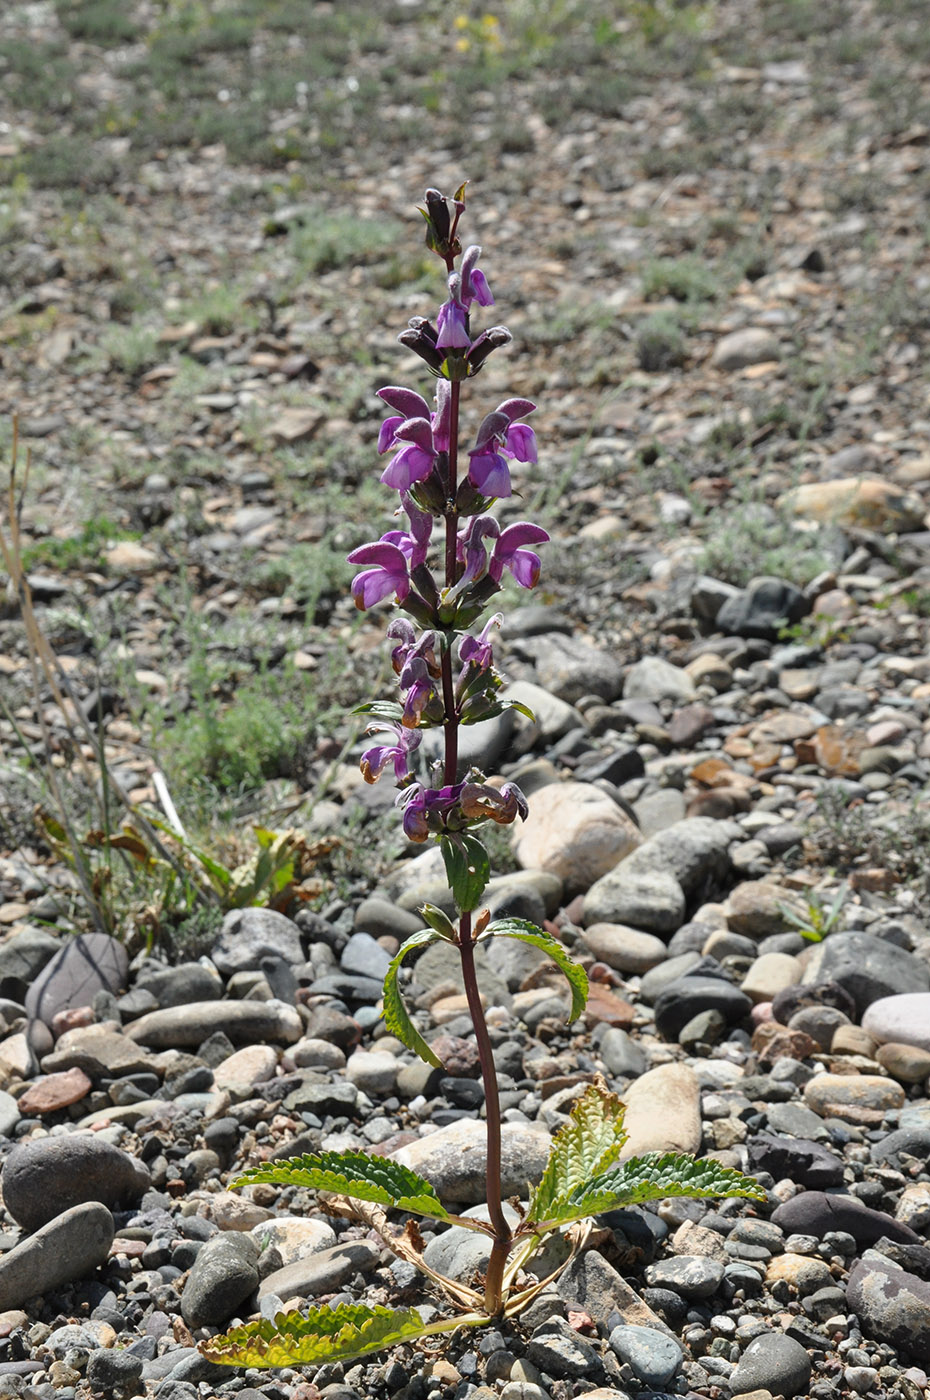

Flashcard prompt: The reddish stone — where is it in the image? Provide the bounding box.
[582,982,635,1030]
[16,1067,92,1116]
[429,1034,480,1078]
[51,1006,95,1039]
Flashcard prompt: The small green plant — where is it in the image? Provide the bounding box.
[641,254,719,303]
[779,884,848,943]
[778,612,853,648]
[636,309,688,371]
[198,182,765,1373]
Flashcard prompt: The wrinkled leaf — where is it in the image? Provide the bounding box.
[480,919,587,1022]
[231,1150,451,1221]
[440,833,489,912]
[547,1151,767,1225]
[528,1081,628,1226]
[201,1302,482,1368]
[383,927,442,1067]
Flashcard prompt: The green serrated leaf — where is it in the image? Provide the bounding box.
[383,928,442,1067]
[440,833,489,912]
[528,1081,628,1225]
[230,1150,451,1220]
[480,919,588,1023]
[201,1302,481,1368]
[541,1151,767,1225]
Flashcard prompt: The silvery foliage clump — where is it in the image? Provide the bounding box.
[201,185,765,1370]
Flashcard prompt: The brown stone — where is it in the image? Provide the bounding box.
[17,1067,92,1115]
[809,725,869,777]
[748,712,819,745]
[582,982,635,1030]
[779,475,926,532]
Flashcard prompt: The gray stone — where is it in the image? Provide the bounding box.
[392,1119,551,1205]
[2,1134,150,1232]
[502,681,584,744]
[691,576,741,622]
[85,1348,144,1397]
[584,818,738,933]
[125,999,302,1047]
[0,928,61,998]
[729,1331,812,1397]
[340,931,391,981]
[257,1240,379,1305]
[633,788,686,837]
[135,962,222,1006]
[581,923,667,975]
[803,931,930,1015]
[624,657,696,704]
[211,908,305,974]
[0,1090,20,1138]
[0,1202,114,1309]
[712,327,781,371]
[644,1255,724,1299]
[181,1233,260,1328]
[526,1317,599,1379]
[517,633,625,705]
[654,976,752,1042]
[25,933,129,1028]
[583,868,685,935]
[771,1191,920,1247]
[352,897,422,941]
[599,1027,647,1078]
[609,1325,683,1387]
[717,576,809,641]
[847,1256,930,1362]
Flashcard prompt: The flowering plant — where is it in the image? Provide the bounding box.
[201,186,764,1370]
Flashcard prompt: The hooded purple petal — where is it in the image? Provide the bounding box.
[378,386,432,419]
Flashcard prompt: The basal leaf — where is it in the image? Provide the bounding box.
[231,1150,451,1220]
[480,919,588,1022]
[440,832,489,912]
[527,1080,628,1225]
[546,1151,767,1224]
[383,927,442,1067]
[201,1302,482,1368]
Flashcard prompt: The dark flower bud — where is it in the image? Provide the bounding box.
[398,327,444,374]
[466,326,512,373]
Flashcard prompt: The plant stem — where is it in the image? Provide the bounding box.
[441,379,461,785]
[440,349,510,1312]
[458,912,511,1314]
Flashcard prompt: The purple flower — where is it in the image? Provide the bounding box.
[461,245,494,309]
[398,780,466,843]
[489,522,549,588]
[360,722,421,785]
[456,515,500,587]
[466,399,537,499]
[436,272,471,352]
[380,417,438,490]
[398,654,440,728]
[347,540,411,609]
[458,613,502,672]
[387,620,438,677]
